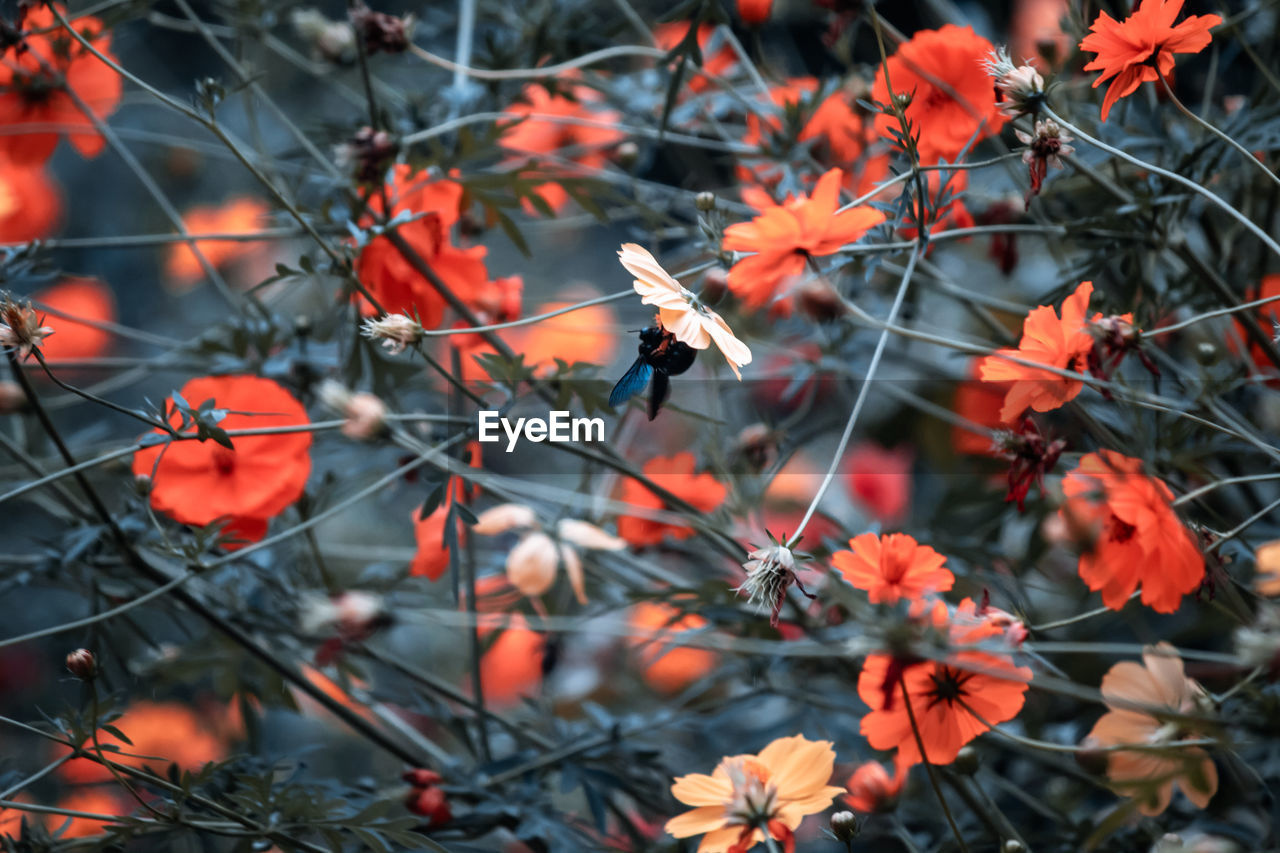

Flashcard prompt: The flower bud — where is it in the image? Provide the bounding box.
[0,379,26,414]
[700,268,729,303]
[402,768,443,788]
[1004,842,1026,853]
[349,2,413,54]
[796,278,848,322]
[1195,341,1219,365]
[695,191,717,212]
[404,784,451,823]
[65,648,96,680]
[954,745,980,775]
[615,141,639,169]
[830,811,860,842]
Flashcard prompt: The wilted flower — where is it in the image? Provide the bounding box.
[737,542,812,627]
[1014,119,1074,207]
[666,734,844,852]
[984,47,1047,116]
[301,590,390,665]
[992,417,1066,511]
[348,2,413,54]
[0,295,54,359]
[473,502,626,604]
[290,8,356,63]
[843,755,907,813]
[336,126,397,184]
[618,243,751,379]
[1086,313,1161,395]
[360,312,424,355]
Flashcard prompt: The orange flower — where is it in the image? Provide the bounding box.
[132,375,312,545]
[60,700,226,784]
[30,277,115,361]
[354,166,513,329]
[1231,273,1280,371]
[666,734,844,852]
[721,168,884,311]
[832,532,953,605]
[858,600,1032,766]
[978,281,1097,422]
[843,443,912,524]
[1060,450,1203,613]
[870,25,1006,164]
[1085,643,1217,815]
[474,576,545,706]
[511,292,619,374]
[951,366,1012,456]
[0,5,122,164]
[409,448,482,581]
[653,23,735,92]
[164,197,271,288]
[0,157,60,242]
[1080,0,1221,121]
[628,601,718,693]
[1011,0,1071,67]
[500,83,624,212]
[45,789,131,839]
[843,754,908,813]
[1255,540,1280,596]
[616,452,727,546]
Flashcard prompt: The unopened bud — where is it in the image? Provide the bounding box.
[796,278,847,322]
[954,745,980,775]
[133,473,152,496]
[695,191,717,212]
[700,268,729,303]
[1195,341,1219,365]
[402,768,443,788]
[892,92,912,110]
[66,648,96,680]
[1004,841,1026,853]
[830,811,860,842]
[0,379,26,414]
[615,141,639,169]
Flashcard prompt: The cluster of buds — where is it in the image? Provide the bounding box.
[316,379,389,441]
[360,312,424,355]
[737,540,813,627]
[300,591,390,665]
[1086,314,1161,396]
[349,3,413,55]
[0,295,54,360]
[984,47,1047,117]
[336,126,397,185]
[992,417,1066,512]
[1014,119,1074,208]
[402,768,450,824]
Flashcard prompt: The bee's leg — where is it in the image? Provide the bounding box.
[647,371,671,421]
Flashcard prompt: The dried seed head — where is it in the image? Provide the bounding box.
[360,313,424,355]
[0,295,55,359]
[737,544,803,626]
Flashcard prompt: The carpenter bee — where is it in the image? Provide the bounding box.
[609,323,697,420]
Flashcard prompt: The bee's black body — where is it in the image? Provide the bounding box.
[609,325,698,420]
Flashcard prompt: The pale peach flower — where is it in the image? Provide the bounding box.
[1254,539,1280,596]
[666,734,845,852]
[317,379,387,440]
[617,243,751,379]
[1085,643,1217,816]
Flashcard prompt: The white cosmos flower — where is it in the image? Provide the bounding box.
[617,243,752,379]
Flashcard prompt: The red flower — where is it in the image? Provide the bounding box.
[844,754,908,812]
[617,452,727,546]
[164,198,271,289]
[737,0,773,25]
[0,5,123,164]
[1080,0,1221,121]
[355,166,517,329]
[870,25,1006,164]
[0,156,60,242]
[653,23,735,93]
[1060,450,1204,613]
[132,375,312,545]
[29,277,114,361]
[843,443,912,524]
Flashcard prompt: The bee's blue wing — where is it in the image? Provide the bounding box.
[609,359,653,408]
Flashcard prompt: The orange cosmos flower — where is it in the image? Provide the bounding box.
[132,375,312,545]
[164,197,272,288]
[1080,0,1221,122]
[843,753,908,813]
[1254,540,1280,596]
[59,700,226,784]
[858,600,1032,766]
[512,291,619,374]
[628,601,719,693]
[30,277,115,361]
[1085,643,1217,815]
[870,25,1006,164]
[499,82,624,212]
[0,5,123,164]
[653,23,736,93]
[45,789,131,838]
[951,366,1012,456]
[0,157,60,242]
[722,168,884,311]
[666,734,844,853]
[978,281,1097,422]
[355,166,514,329]
[617,452,727,546]
[1060,450,1203,613]
[832,532,953,605]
